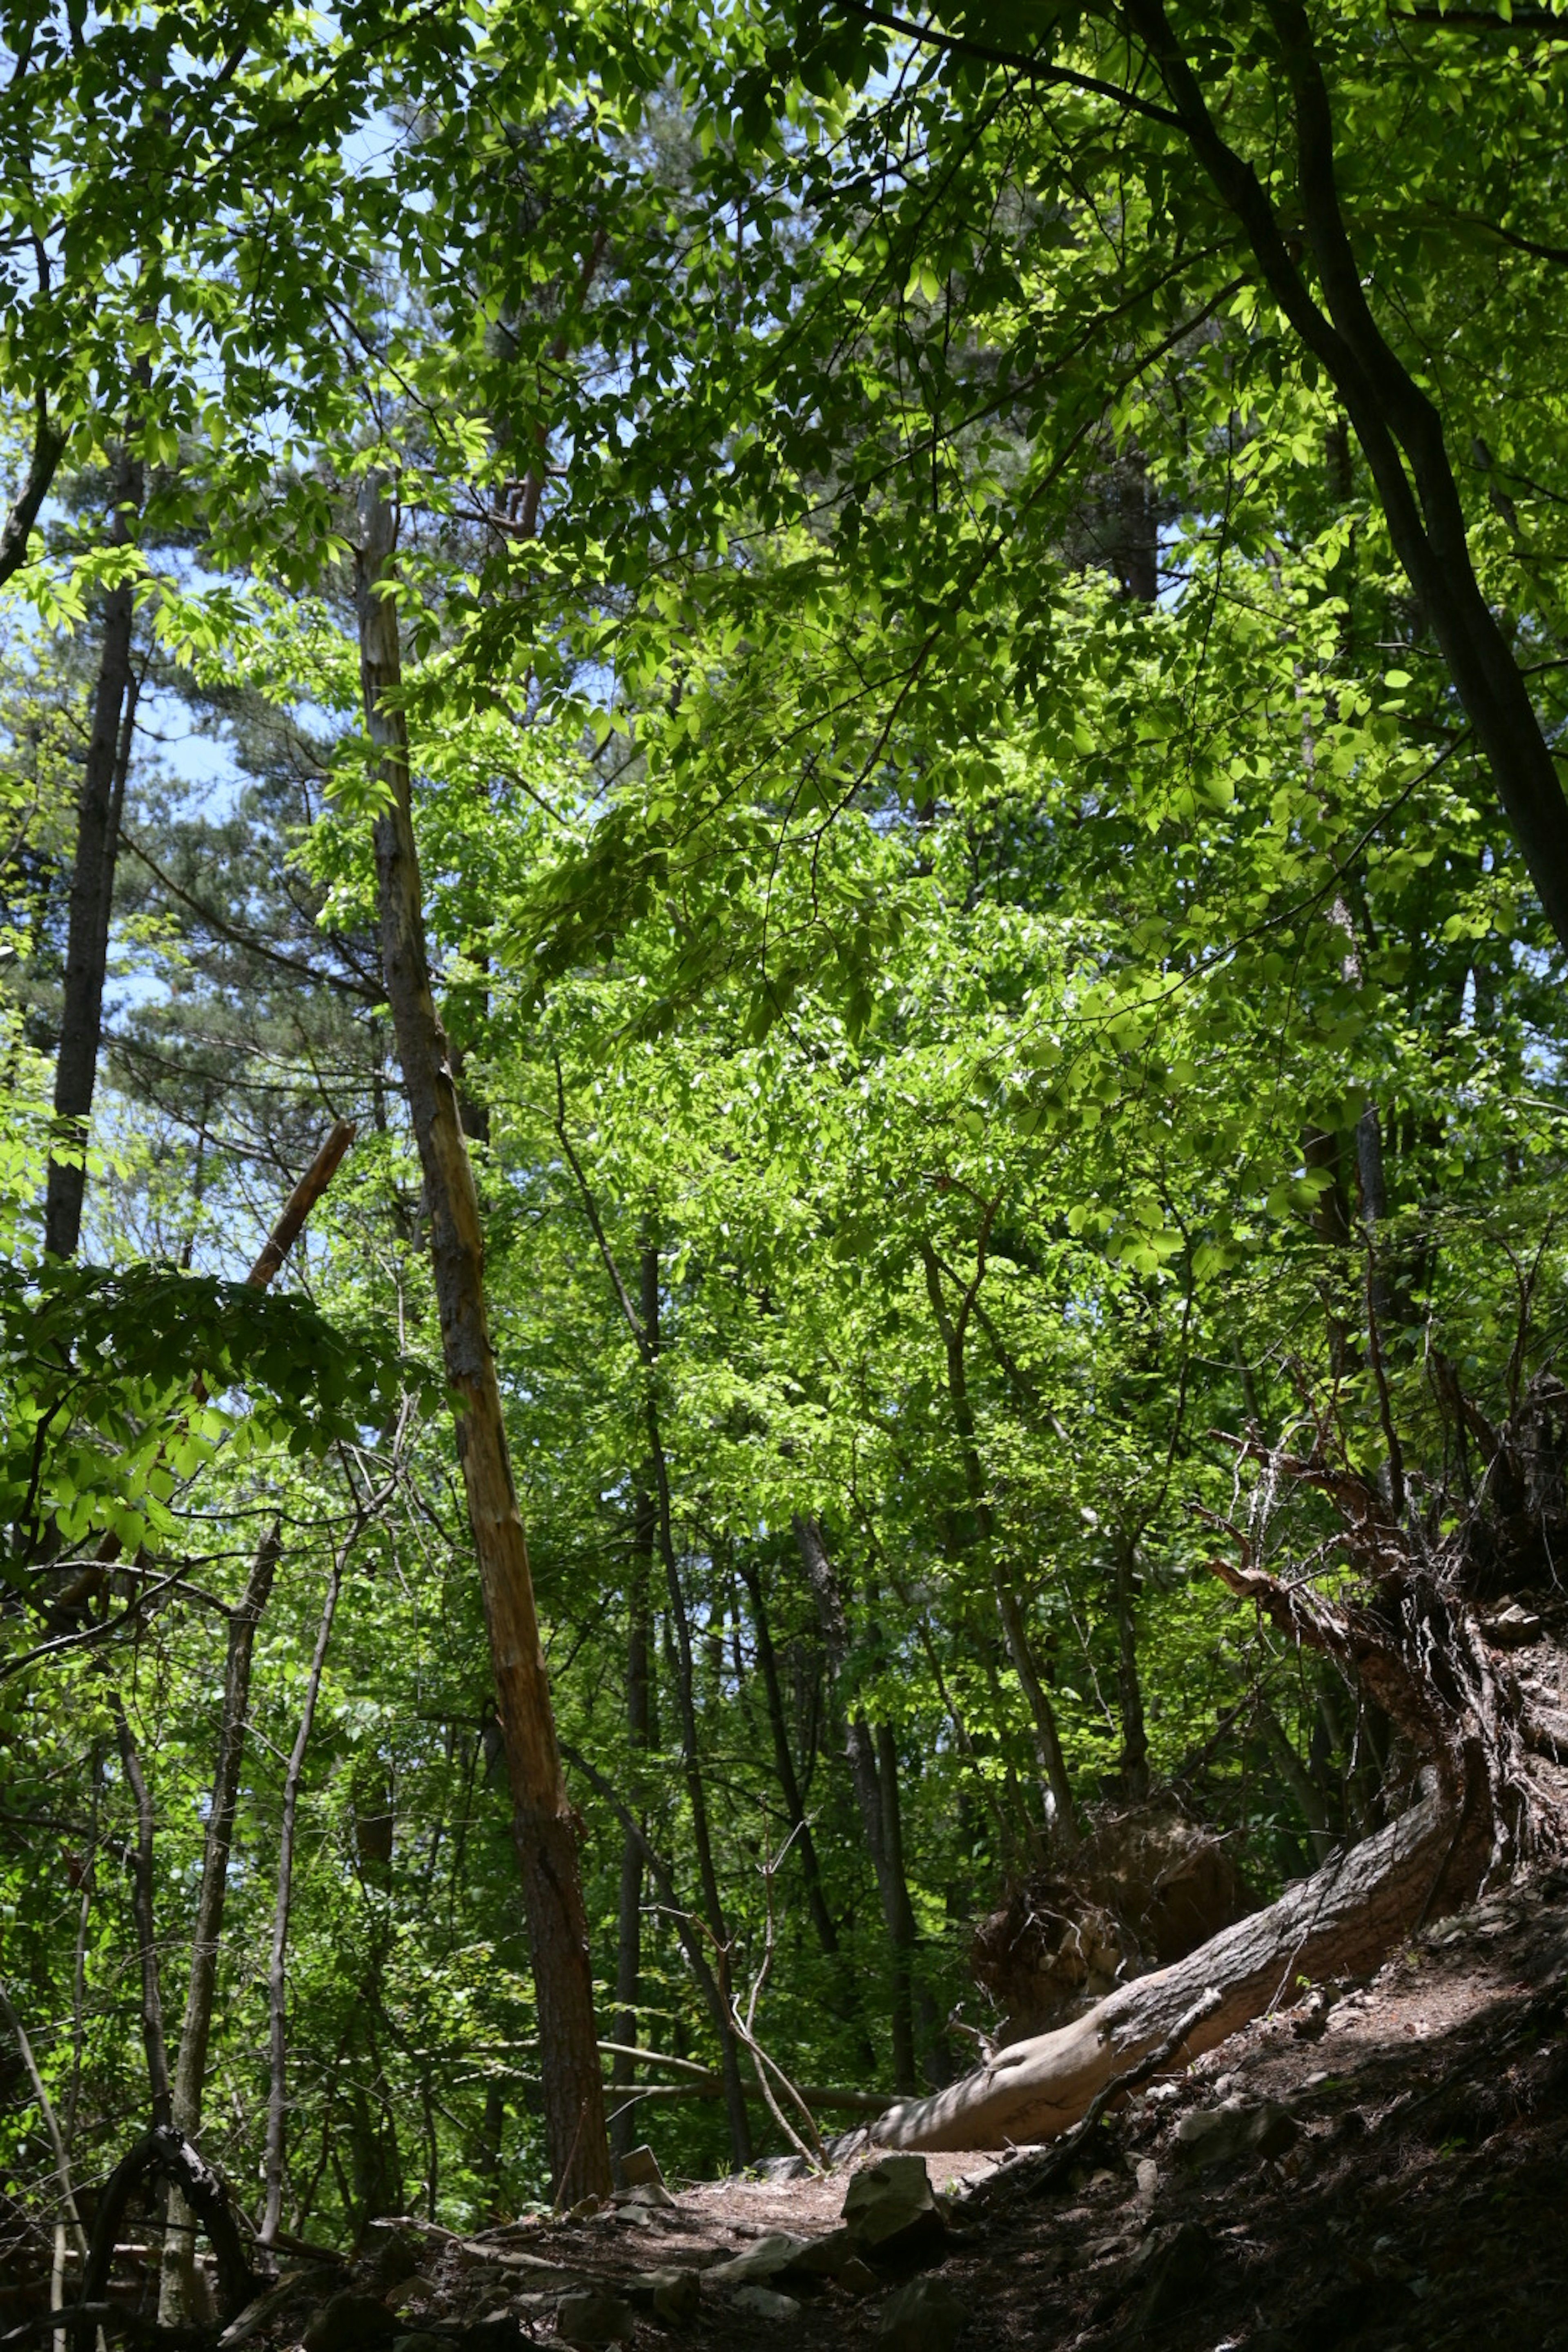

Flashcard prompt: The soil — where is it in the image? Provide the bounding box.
[242,1855,1568,2352]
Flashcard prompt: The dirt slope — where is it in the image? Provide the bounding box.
[229,1858,1568,2352]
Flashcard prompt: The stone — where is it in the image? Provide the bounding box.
[303,2293,398,2352]
[461,2318,523,2352]
[842,2154,949,2264]
[839,2258,880,2298]
[727,2285,801,2320]
[361,2225,428,2292]
[707,2233,811,2285]
[391,2336,447,2352]
[386,2278,440,2315]
[874,2276,969,2352]
[1174,2094,1299,2169]
[784,2228,860,2280]
[624,2267,701,2325]
[618,2143,665,2189]
[1484,1604,1542,1648]
[1127,2221,1215,2328]
[614,2179,677,2211]
[554,2292,634,2347]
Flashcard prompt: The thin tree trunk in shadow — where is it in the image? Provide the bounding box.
[919,1238,1078,1838]
[261,1550,342,2243]
[160,1524,280,2319]
[793,1515,921,2094]
[738,1553,878,2072]
[110,1694,172,2127]
[45,445,144,1260]
[737,1557,840,1960]
[548,1156,753,2167]
[1111,1532,1149,1799]
[609,1472,654,2166]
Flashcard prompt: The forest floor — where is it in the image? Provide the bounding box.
[245,1854,1568,2352]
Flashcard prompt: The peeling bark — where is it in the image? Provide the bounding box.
[356,477,609,2202]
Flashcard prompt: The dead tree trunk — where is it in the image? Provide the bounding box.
[875,1777,1452,2151]
[877,1427,1560,2150]
[45,445,144,1261]
[160,1523,280,2322]
[355,479,610,2203]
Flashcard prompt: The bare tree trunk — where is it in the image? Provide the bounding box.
[609,1479,653,2165]
[261,1553,343,2245]
[355,481,610,2203]
[793,1515,922,2093]
[875,1781,1453,2151]
[737,1558,839,1960]
[1111,1532,1149,1799]
[160,1525,280,2321]
[548,1152,753,2167]
[45,447,144,1260]
[111,1696,172,2127]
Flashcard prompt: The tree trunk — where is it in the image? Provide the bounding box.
[609,1479,654,2165]
[1111,1532,1149,1800]
[793,1515,922,2093]
[355,479,610,2204]
[160,1524,280,2320]
[874,1778,1452,2151]
[547,1149,753,2167]
[111,1695,172,2128]
[45,445,144,1260]
[1125,0,1568,954]
[919,1238,1077,1835]
[737,1556,841,1961]
[261,1550,342,2247]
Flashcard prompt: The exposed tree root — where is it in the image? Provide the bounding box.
[875,1401,1568,2154]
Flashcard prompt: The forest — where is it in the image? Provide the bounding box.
[2,0,1568,2339]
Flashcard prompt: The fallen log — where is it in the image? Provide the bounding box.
[873,1778,1449,2151]
[876,1407,1568,2154]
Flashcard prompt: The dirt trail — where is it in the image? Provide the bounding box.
[232,1858,1568,2352]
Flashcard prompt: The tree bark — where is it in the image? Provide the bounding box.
[110,1695,172,2129]
[160,1524,279,2320]
[874,1778,1452,2151]
[609,1476,654,2165]
[793,1514,922,2092]
[45,446,144,1260]
[355,480,610,2203]
[1123,0,1568,953]
[737,1556,840,1961]
[919,1238,1077,1835]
